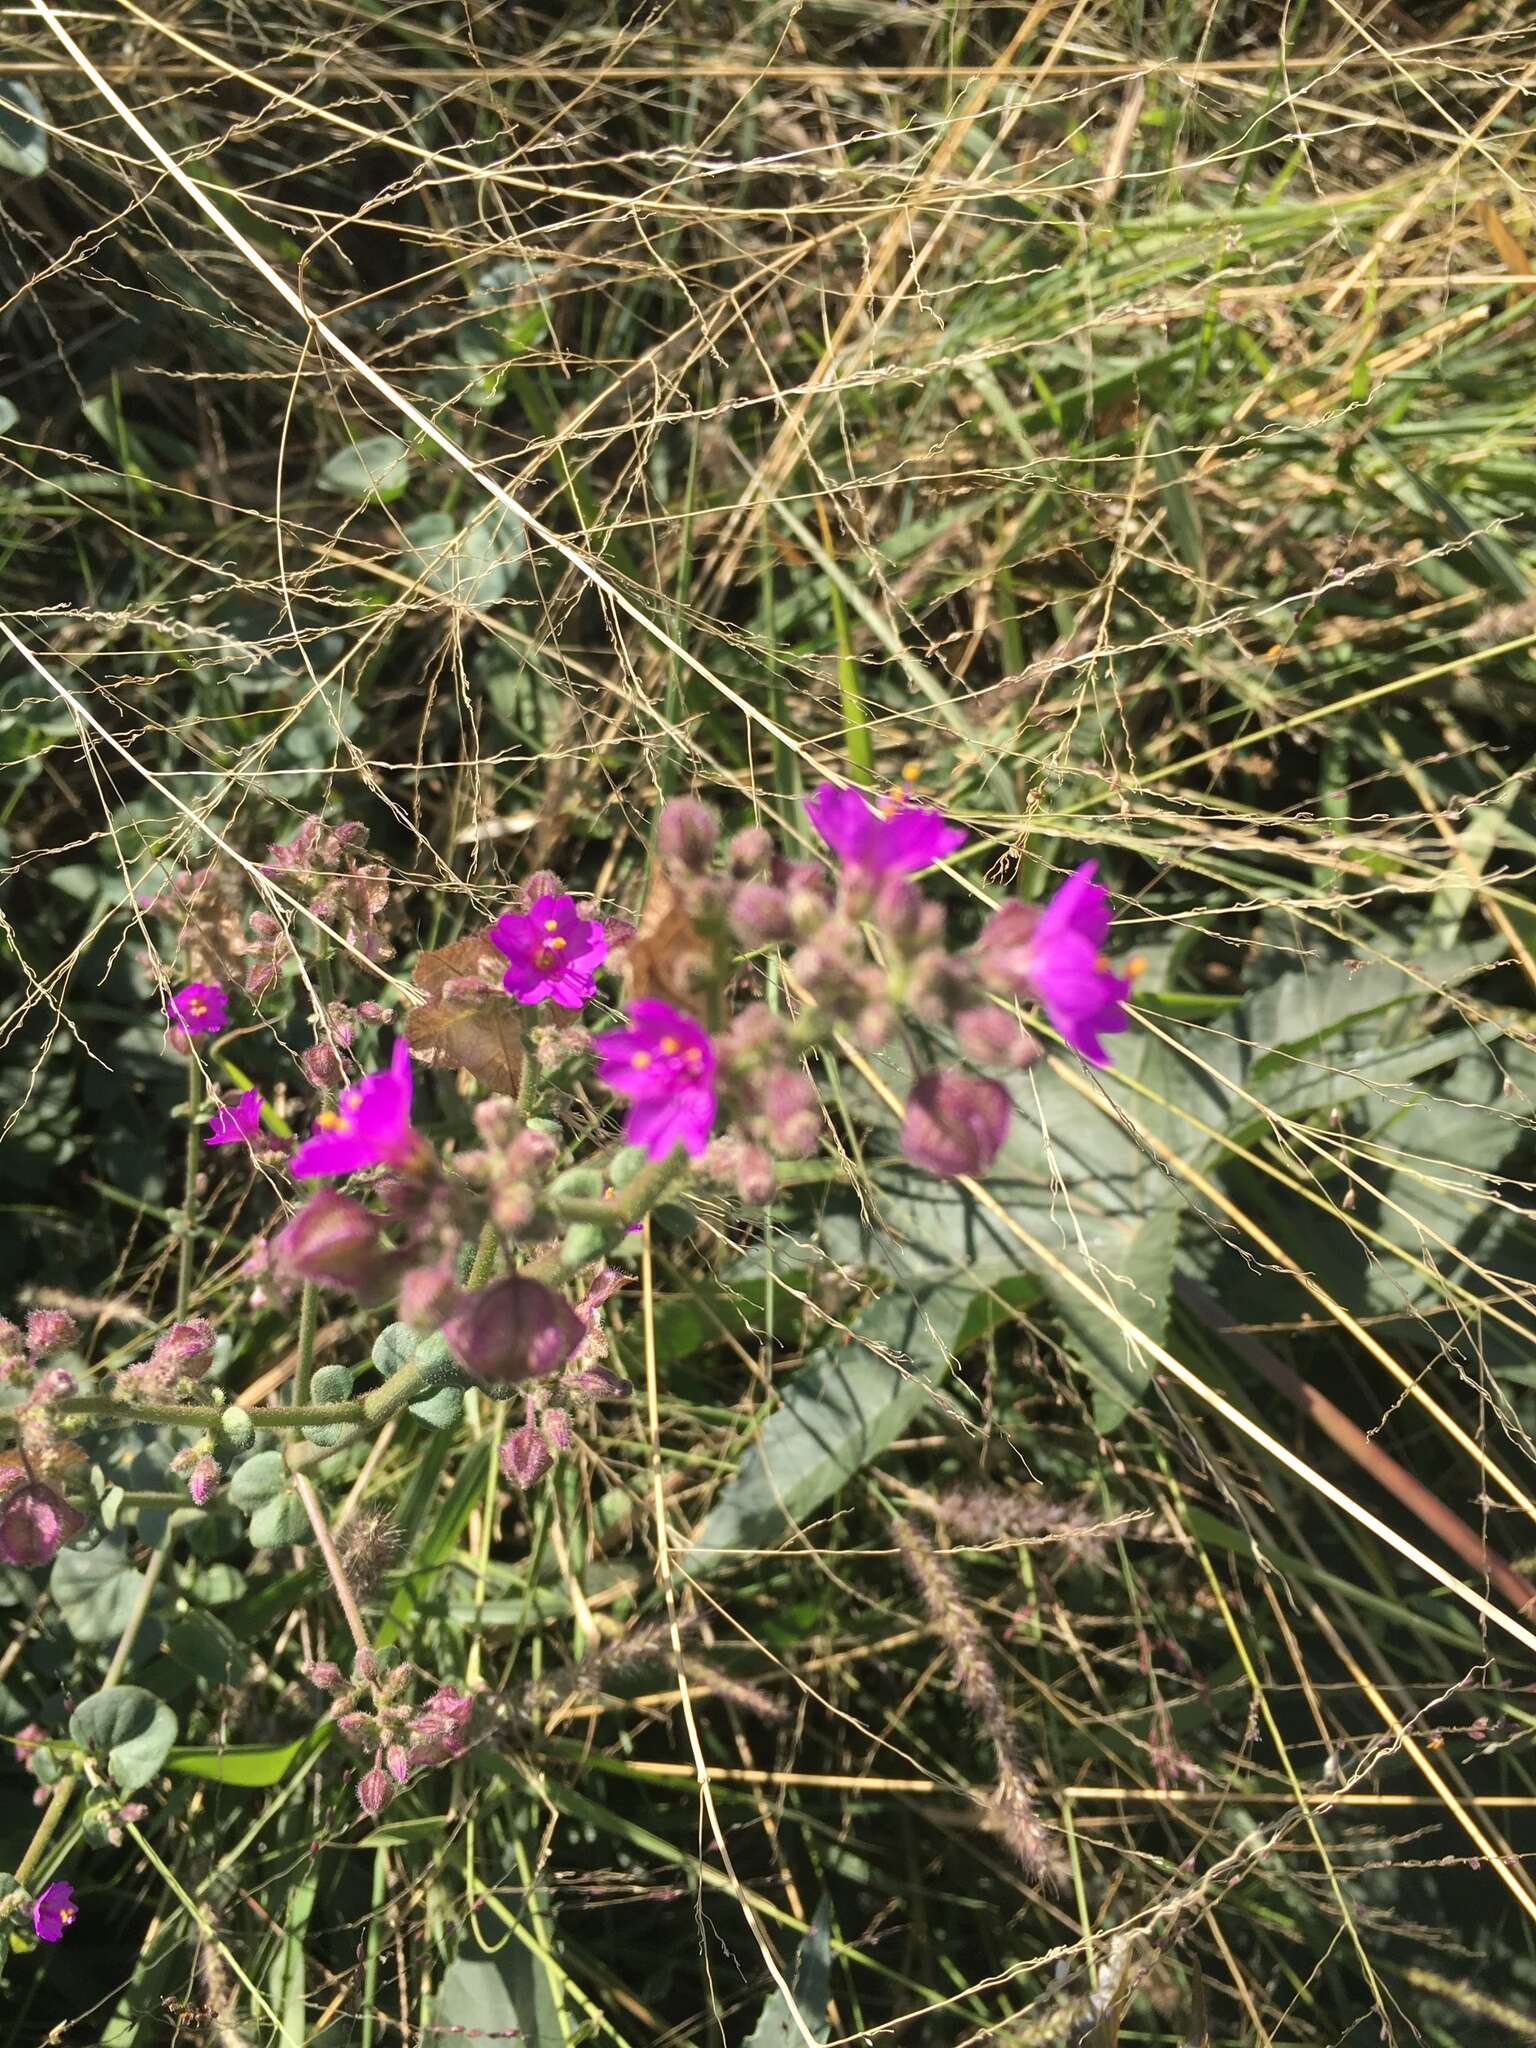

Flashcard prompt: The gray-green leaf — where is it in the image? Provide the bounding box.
[744,1897,833,2047]
[69,1684,178,1793]
[51,1538,148,1646]
[248,1490,311,1549]
[0,82,48,180]
[319,432,412,502]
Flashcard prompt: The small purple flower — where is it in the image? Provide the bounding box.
[31,1879,77,1943]
[901,1071,1011,1179]
[166,981,228,1037]
[290,1040,420,1179]
[805,782,966,879]
[591,999,717,1158]
[489,894,608,1008]
[205,1088,264,1148]
[976,863,1135,1068]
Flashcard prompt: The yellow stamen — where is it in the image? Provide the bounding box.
[660,1035,679,1054]
[900,760,922,783]
[544,918,559,931]
[631,1051,651,1069]
[316,1109,349,1132]
[550,937,566,950]
[1125,954,1147,979]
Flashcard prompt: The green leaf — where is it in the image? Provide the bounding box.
[0,82,48,179]
[372,1322,418,1376]
[51,1538,147,1646]
[248,1490,310,1549]
[69,1685,178,1793]
[435,1885,564,2046]
[408,1385,464,1429]
[0,396,17,435]
[744,1897,833,2047]
[1039,1199,1182,1430]
[687,1280,970,1573]
[229,1451,288,1511]
[318,431,412,502]
[399,506,522,604]
[165,1734,317,1786]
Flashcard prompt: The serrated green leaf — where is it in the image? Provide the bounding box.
[70,1685,178,1793]
[319,432,412,502]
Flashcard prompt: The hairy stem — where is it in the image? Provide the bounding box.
[292,1282,319,1409]
[294,1474,371,1655]
[177,1056,201,1317]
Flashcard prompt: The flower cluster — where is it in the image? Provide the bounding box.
[307,1652,486,1815]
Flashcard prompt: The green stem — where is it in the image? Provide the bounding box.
[13,1776,75,1886]
[177,1056,202,1317]
[293,1282,319,1409]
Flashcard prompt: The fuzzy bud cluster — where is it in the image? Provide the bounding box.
[117,1318,218,1402]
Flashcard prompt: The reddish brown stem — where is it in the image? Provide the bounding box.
[1176,1276,1536,1619]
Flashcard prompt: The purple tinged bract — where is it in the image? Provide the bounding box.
[490,894,608,1008]
[31,1879,77,1943]
[804,783,966,879]
[290,1040,420,1178]
[977,862,1134,1068]
[441,1277,585,1387]
[166,981,228,1037]
[900,1071,1012,1180]
[206,1088,264,1148]
[591,999,717,1159]
[0,1482,85,1569]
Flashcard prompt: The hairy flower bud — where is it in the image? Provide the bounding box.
[150,1318,217,1380]
[398,1260,460,1330]
[385,1743,411,1784]
[900,1072,1011,1180]
[729,881,795,946]
[443,1278,585,1389]
[0,1482,85,1568]
[541,1405,573,1453]
[301,1041,345,1091]
[273,1193,388,1293]
[954,1005,1042,1071]
[186,1456,220,1507]
[357,1766,393,1818]
[758,1069,821,1157]
[727,824,775,877]
[565,1361,631,1401]
[25,1309,78,1359]
[657,798,718,874]
[305,1661,345,1693]
[500,1422,553,1489]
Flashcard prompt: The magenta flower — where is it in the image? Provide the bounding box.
[901,1071,1011,1179]
[591,1000,717,1158]
[206,1088,263,1148]
[290,1040,420,1179]
[489,894,608,1008]
[166,981,228,1037]
[31,1879,77,1943]
[975,863,1134,1068]
[805,783,966,879]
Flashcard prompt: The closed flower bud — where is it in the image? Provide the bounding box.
[357,1767,392,1818]
[305,1661,345,1693]
[398,1260,460,1330]
[301,1041,345,1090]
[334,1711,380,1748]
[565,1361,631,1401]
[729,881,795,946]
[541,1405,573,1453]
[900,1071,1011,1180]
[954,1005,1042,1071]
[32,1367,78,1405]
[385,1743,411,1784]
[872,877,943,956]
[759,1069,821,1157]
[25,1309,78,1358]
[274,1193,387,1293]
[731,1142,777,1205]
[727,824,775,877]
[186,1456,220,1507]
[657,797,718,873]
[150,1318,217,1379]
[442,1278,585,1388]
[499,1423,553,1488]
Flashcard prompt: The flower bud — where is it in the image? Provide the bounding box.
[900,1072,1011,1180]
[334,1712,380,1748]
[729,881,794,946]
[541,1405,573,1453]
[759,1069,821,1157]
[32,1367,77,1405]
[954,1005,1042,1071]
[442,1278,585,1388]
[727,824,775,877]
[565,1361,632,1402]
[872,878,942,956]
[500,1423,553,1488]
[273,1193,387,1293]
[301,1041,345,1091]
[150,1318,217,1380]
[0,1483,85,1568]
[385,1743,411,1784]
[0,1318,22,1366]
[657,798,718,873]
[186,1456,220,1507]
[731,1143,777,1205]
[25,1309,78,1358]
[249,910,281,940]
[357,1766,392,1818]
[304,1661,345,1693]
[398,1260,460,1330]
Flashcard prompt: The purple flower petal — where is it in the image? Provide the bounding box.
[592,1000,718,1159]
[205,1088,264,1147]
[291,1039,420,1179]
[975,863,1134,1068]
[804,782,965,878]
[31,1879,77,1943]
[166,981,228,1036]
[490,894,608,1008]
